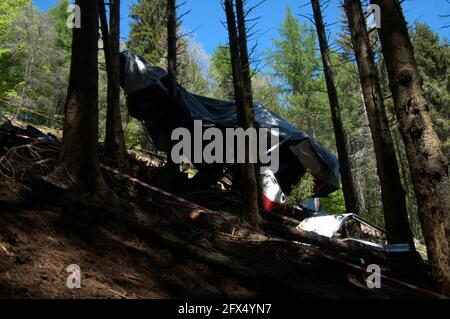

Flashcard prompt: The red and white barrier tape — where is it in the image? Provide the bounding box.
[100,163,239,226]
[101,163,448,299]
[319,252,448,299]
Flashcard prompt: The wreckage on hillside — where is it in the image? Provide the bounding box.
[0,52,412,253]
[119,50,340,213]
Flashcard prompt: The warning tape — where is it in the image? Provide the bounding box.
[318,252,448,299]
[101,163,448,299]
[100,163,239,226]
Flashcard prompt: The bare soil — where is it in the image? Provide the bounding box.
[0,124,431,299]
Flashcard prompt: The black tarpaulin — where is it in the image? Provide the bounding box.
[120,50,340,197]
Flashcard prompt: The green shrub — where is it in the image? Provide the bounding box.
[285,170,315,207]
[320,189,346,214]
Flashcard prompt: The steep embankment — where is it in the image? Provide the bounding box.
[0,120,430,299]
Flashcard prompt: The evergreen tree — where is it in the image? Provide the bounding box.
[48,0,72,61]
[209,44,281,113]
[128,0,167,65]
[128,0,209,96]
[411,22,450,160]
[210,45,234,99]
[3,5,66,122]
[0,0,31,106]
[265,7,331,144]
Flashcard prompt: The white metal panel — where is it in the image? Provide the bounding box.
[297,214,353,238]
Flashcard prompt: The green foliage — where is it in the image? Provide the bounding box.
[127,0,211,151]
[48,0,72,62]
[331,46,384,219]
[265,7,320,97]
[265,6,332,147]
[285,170,315,207]
[128,0,209,96]
[5,6,66,114]
[411,22,450,160]
[0,1,71,128]
[412,23,449,81]
[0,0,31,105]
[0,0,31,36]
[359,209,385,230]
[210,45,233,99]
[209,44,282,114]
[178,39,210,95]
[252,74,282,115]
[128,0,167,65]
[329,16,388,224]
[320,189,346,214]
[181,56,209,95]
[124,119,145,149]
[0,50,21,107]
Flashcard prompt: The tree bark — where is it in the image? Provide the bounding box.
[163,0,186,190]
[101,0,128,168]
[235,0,252,105]
[235,0,263,222]
[343,0,415,249]
[224,0,261,227]
[311,0,359,214]
[371,0,450,295]
[60,0,102,194]
[166,0,177,100]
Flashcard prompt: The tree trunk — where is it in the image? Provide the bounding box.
[101,0,128,168]
[392,126,420,237]
[235,0,264,222]
[60,0,102,193]
[311,0,359,214]
[224,0,261,227]
[371,0,450,294]
[163,0,185,190]
[166,0,177,100]
[343,0,415,248]
[235,0,252,105]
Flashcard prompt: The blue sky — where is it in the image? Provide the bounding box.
[34,0,449,57]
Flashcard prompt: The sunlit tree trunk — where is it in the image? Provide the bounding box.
[61,0,102,193]
[343,0,415,248]
[372,0,450,294]
[100,0,128,168]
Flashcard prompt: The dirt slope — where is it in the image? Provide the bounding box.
[0,178,428,299]
[0,123,432,299]
[0,181,264,299]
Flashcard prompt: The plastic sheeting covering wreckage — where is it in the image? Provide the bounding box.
[119,50,340,212]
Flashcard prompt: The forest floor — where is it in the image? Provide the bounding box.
[0,118,434,299]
